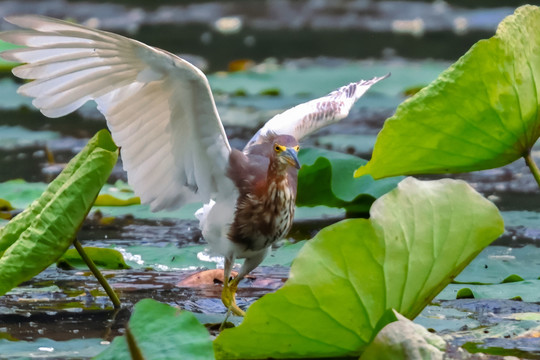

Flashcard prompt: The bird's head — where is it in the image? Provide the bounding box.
[271,135,301,170]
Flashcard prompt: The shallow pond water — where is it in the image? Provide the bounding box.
[1,1,540,359]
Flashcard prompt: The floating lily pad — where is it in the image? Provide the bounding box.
[415,304,480,333]
[93,194,140,207]
[454,245,540,284]
[0,337,107,359]
[0,78,33,110]
[293,205,344,220]
[261,240,306,267]
[502,210,540,229]
[91,182,201,220]
[316,134,377,156]
[506,312,540,321]
[0,180,47,210]
[0,125,60,149]
[117,238,306,272]
[208,60,448,106]
[502,274,524,283]
[456,288,475,299]
[0,199,13,212]
[57,247,130,270]
[440,280,540,302]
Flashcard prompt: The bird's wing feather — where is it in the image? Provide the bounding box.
[0,15,234,211]
[245,74,389,149]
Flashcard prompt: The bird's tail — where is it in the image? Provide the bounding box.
[195,200,216,229]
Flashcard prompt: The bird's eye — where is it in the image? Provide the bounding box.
[294,145,300,152]
[274,144,284,152]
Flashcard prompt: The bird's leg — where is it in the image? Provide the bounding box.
[228,276,240,296]
[221,256,245,316]
[221,249,270,317]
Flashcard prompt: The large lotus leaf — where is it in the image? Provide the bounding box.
[95,299,214,360]
[214,178,503,359]
[355,5,540,179]
[297,147,402,214]
[0,130,117,296]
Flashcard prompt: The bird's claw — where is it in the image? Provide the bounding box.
[222,278,245,316]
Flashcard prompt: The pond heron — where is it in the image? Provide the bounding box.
[0,15,388,316]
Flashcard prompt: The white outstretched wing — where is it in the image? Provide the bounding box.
[246,74,389,148]
[0,15,234,211]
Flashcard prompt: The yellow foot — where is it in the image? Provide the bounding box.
[221,278,245,316]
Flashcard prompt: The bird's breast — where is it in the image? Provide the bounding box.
[228,176,296,252]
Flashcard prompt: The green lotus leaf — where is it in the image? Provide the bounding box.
[0,180,47,211]
[441,280,540,302]
[355,5,540,179]
[297,147,402,215]
[93,193,141,206]
[95,299,214,360]
[502,274,524,283]
[0,199,14,212]
[57,247,130,270]
[214,178,503,359]
[0,130,117,296]
[456,288,475,299]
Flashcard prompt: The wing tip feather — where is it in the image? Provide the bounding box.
[0,48,19,62]
[4,14,42,27]
[367,72,391,85]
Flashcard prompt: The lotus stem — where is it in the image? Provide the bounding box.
[73,238,121,309]
[126,325,145,360]
[524,152,540,190]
